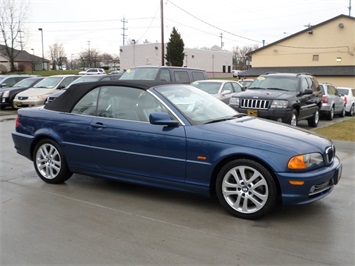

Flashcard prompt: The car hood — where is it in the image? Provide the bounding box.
[17,88,56,97]
[192,116,331,155]
[233,89,294,100]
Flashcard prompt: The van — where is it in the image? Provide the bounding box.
[120,66,208,84]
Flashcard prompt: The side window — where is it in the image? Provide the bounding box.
[158,69,171,81]
[300,78,309,92]
[231,82,242,92]
[192,71,206,81]
[222,83,233,92]
[328,85,336,95]
[136,92,170,122]
[96,86,141,121]
[173,71,190,83]
[60,77,77,88]
[71,88,99,115]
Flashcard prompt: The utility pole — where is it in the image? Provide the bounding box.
[121,17,128,45]
[220,33,224,49]
[160,0,165,66]
[349,0,352,16]
[87,41,91,67]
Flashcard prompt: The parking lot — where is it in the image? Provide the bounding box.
[1,109,354,265]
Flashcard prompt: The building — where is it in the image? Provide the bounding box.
[0,44,49,73]
[119,42,233,78]
[241,15,355,87]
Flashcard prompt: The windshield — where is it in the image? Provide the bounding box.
[33,77,63,89]
[249,76,299,92]
[191,81,221,94]
[155,84,238,125]
[120,68,159,80]
[14,78,40,87]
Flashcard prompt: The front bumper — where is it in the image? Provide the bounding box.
[13,99,45,108]
[276,156,342,206]
[231,106,293,123]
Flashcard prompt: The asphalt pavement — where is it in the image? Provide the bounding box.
[1,108,354,265]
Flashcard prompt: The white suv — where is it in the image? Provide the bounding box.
[78,68,106,75]
[337,87,355,116]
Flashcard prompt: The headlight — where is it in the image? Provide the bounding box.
[288,153,324,170]
[28,96,39,100]
[3,91,10,97]
[229,97,239,106]
[271,100,288,108]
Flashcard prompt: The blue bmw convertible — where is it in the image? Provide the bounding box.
[12,80,342,219]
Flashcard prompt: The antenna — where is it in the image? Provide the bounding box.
[349,0,352,16]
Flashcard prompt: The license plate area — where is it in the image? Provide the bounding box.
[247,109,258,116]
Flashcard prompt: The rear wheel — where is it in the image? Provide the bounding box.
[307,108,319,127]
[33,139,72,184]
[326,106,334,120]
[339,105,346,117]
[216,159,277,219]
[348,104,354,116]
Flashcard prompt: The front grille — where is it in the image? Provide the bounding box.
[18,96,28,100]
[240,99,270,109]
[325,145,335,165]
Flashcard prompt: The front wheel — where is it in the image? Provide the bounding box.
[33,139,72,184]
[289,109,298,126]
[216,159,277,219]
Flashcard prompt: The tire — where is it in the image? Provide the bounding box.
[216,159,277,219]
[289,109,298,126]
[33,139,72,184]
[307,108,319,127]
[339,105,346,117]
[327,106,334,120]
[348,104,354,116]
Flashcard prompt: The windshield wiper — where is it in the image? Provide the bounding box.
[266,87,288,91]
[204,114,246,124]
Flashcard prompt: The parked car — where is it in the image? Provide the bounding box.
[45,75,113,104]
[229,73,322,127]
[0,74,34,88]
[78,68,106,75]
[120,66,208,84]
[12,80,342,220]
[319,83,345,120]
[13,75,79,108]
[336,87,355,116]
[191,79,244,104]
[232,70,245,78]
[0,77,44,109]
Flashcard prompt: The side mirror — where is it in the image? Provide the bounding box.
[149,112,179,127]
[303,88,313,95]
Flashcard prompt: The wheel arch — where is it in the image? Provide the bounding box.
[30,132,63,161]
[209,154,282,199]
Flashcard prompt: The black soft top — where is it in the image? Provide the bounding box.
[44,80,172,112]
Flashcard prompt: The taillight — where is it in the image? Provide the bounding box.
[15,116,20,128]
[322,95,328,103]
[343,96,347,104]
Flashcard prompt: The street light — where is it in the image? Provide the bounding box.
[38,28,45,70]
[31,48,34,73]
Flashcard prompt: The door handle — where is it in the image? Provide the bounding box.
[91,122,106,128]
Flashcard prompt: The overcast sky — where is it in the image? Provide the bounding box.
[21,0,349,59]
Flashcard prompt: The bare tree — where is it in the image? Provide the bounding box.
[0,0,29,72]
[49,43,66,70]
[233,45,259,70]
[79,48,100,68]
